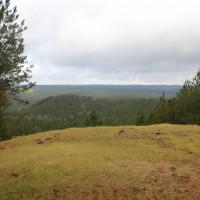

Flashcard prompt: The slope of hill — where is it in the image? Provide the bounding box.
[7,95,159,137]
[1,124,200,199]
[28,94,157,122]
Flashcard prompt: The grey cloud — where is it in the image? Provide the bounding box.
[16,0,200,84]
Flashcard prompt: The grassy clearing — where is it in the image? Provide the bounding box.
[0,124,200,199]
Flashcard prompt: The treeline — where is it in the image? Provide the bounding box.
[150,70,200,124]
[5,96,158,138]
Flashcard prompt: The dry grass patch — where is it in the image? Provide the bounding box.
[0,124,200,199]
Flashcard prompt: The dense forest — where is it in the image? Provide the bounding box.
[5,96,158,137]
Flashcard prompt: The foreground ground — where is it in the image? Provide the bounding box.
[0,124,200,200]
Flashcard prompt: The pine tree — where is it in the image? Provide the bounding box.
[135,112,145,125]
[150,69,200,125]
[175,70,200,124]
[85,111,102,127]
[0,0,34,139]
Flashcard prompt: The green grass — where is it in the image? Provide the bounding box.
[0,124,200,199]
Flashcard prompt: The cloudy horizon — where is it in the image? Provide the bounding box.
[16,0,200,85]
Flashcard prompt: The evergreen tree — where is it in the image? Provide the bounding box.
[150,69,200,125]
[85,111,102,127]
[0,0,34,139]
[135,112,145,125]
[175,70,200,124]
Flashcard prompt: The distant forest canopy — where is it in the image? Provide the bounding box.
[20,84,181,102]
[11,85,181,112]
[2,70,200,140]
[6,96,158,137]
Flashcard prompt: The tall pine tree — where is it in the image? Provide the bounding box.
[0,0,34,139]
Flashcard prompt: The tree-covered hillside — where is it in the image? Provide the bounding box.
[5,95,158,137]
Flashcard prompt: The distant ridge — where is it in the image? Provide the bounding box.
[22,84,182,104]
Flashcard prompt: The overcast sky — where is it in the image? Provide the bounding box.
[15,0,200,85]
